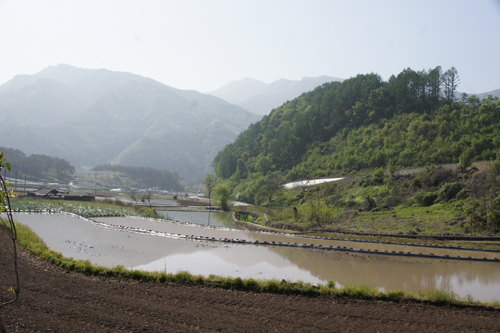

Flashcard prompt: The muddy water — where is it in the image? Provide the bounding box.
[93,217,500,259]
[13,213,500,301]
[157,211,238,228]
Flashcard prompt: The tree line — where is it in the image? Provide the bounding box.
[92,164,183,191]
[0,147,75,183]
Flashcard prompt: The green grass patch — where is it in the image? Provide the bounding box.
[341,284,379,299]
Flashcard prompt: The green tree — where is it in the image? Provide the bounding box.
[213,183,231,211]
[371,168,385,185]
[91,164,182,191]
[387,158,396,177]
[442,67,460,102]
[255,155,272,174]
[259,174,282,203]
[459,149,472,171]
[214,150,237,179]
[235,159,248,179]
[490,153,500,176]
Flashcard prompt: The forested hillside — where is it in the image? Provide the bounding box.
[0,147,75,182]
[91,164,182,191]
[212,67,500,204]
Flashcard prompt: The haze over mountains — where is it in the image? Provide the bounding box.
[0,64,260,183]
[475,89,500,100]
[2,65,497,185]
[209,76,343,115]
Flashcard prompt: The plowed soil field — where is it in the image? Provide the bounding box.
[1,227,500,332]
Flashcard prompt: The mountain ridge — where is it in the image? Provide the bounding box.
[0,64,260,183]
[209,75,344,115]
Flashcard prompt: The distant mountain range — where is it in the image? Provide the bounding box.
[475,89,500,100]
[0,64,260,183]
[209,76,344,115]
[4,65,494,185]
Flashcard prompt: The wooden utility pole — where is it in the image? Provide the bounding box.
[207,183,211,226]
[24,174,27,197]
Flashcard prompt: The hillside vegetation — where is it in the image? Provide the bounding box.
[91,164,182,191]
[210,67,500,235]
[0,146,75,183]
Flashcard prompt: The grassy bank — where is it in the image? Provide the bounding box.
[235,162,500,239]
[260,200,466,235]
[12,223,500,309]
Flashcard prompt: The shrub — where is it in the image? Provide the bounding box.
[371,169,385,185]
[490,158,500,176]
[139,207,157,217]
[459,150,472,171]
[384,195,401,207]
[456,188,469,200]
[411,178,422,189]
[438,182,465,202]
[415,191,438,206]
[420,166,456,187]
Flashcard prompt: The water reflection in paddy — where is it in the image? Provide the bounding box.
[157,210,238,228]
[93,217,500,259]
[13,213,500,301]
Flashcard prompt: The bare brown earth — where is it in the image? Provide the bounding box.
[1,228,500,332]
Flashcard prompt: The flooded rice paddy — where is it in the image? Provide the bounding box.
[13,213,500,302]
[157,210,239,228]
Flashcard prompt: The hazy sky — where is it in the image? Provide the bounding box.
[1,0,499,93]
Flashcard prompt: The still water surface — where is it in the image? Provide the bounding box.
[93,217,500,259]
[157,210,238,228]
[13,213,500,301]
